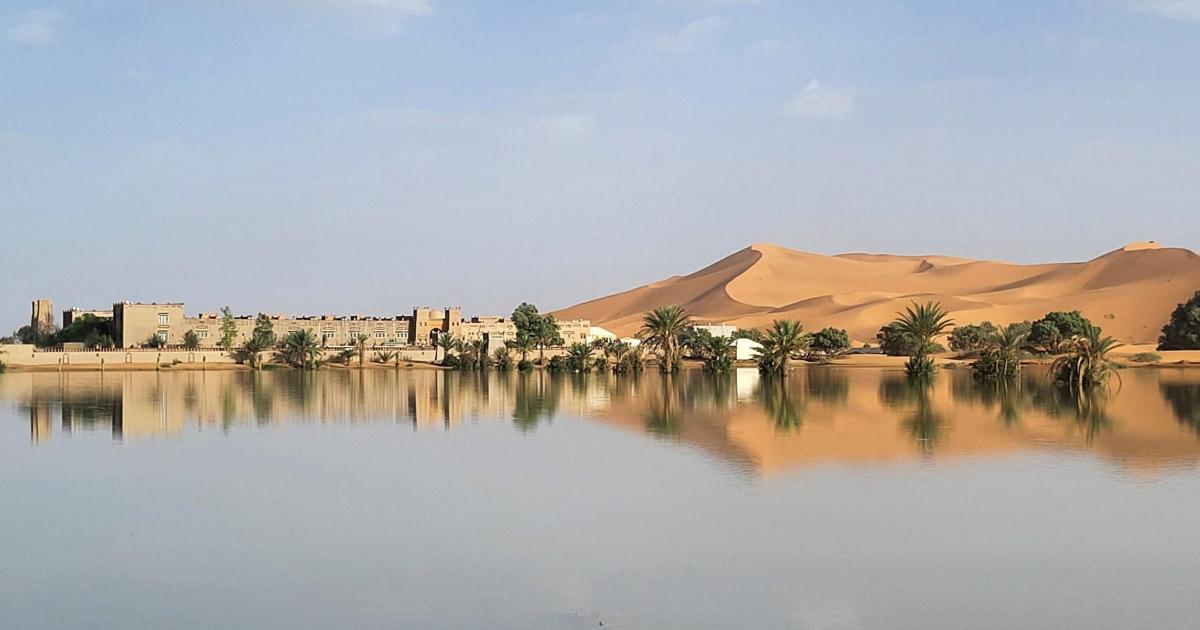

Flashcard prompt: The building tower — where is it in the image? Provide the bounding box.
[31,299,54,335]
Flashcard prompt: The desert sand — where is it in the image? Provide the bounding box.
[556,241,1200,344]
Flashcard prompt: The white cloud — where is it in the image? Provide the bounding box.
[3,8,62,47]
[537,114,596,143]
[1119,0,1200,19]
[747,38,789,57]
[655,16,723,52]
[782,80,857,121]
[289,0,434,36]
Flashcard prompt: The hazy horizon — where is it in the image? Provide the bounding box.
[4,1,1199,328]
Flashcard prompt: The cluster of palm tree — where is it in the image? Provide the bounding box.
[638,305,692,373]
[688,328,736,373]
[971,323,1029,379]
[274,329,321,370]
[753,320,810,375]
[1050,326,1123,391]
[889,301,955,377]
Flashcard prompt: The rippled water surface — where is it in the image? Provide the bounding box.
[4,367,1200,629]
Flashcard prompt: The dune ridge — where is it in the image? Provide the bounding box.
[555,242,1200,343]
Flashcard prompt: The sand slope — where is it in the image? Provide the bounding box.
[555,242,1200,343]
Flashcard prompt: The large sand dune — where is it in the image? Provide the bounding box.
[556,241,1200,343]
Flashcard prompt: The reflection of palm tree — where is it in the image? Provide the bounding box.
[903,383,943,455]
[1160,383,1200,437]
[512,371,561,432]
[643,374,684,437]
[759,378,805,432]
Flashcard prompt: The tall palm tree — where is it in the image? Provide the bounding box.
[566,342,593,372]
[353,333,369,368]
[892,301,954,377]
[241,335,271,369]
[638,305,693,373]
[689,329,736,373]
[973,323,1028,379]
[278,329,320,370]
[436,332,461,366]
[507,333,535,364]
[1051,326,1122,391]
[754,320,809,375]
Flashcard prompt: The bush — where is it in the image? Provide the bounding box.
[546,355,567,372]
[948,322,998,353]
[877,322,914,356]
[810,327,851,356]
[517,359,534,372]
[1158,290,1200,350]
[1028,311,1094,353]
[1131,352,1162,363]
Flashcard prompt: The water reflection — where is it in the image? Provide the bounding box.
[3,366,1200,475]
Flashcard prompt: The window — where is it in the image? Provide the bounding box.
[156,331,168,342]
[197,330,209,339]
[375,331,386,338]
[158,313,169,325]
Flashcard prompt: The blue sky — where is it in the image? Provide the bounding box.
[2,0,1199,327]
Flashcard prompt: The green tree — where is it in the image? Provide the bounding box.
[182,330,201,350]
[1158,289,1200,350]
[972,323,1029,379]
[948,321,999,353]
[754,319,809,375]
[891,301,954,377]
[565,342,593,372]
[352,333,369,368]
[688,328,735,373]
[219,306,238,349]
[251,314,276,348]
[241,334,271,369]
[492,346,512,371]
[512,303,563,365]
[1028,311,1094,354]
[436,332,461,366]
[1050,326,1122,391]
[277,329,321,369]
[638,305,693,373]
[809,327,851,358]
[144,333,167,349]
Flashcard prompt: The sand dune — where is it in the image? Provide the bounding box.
[555,241,1200,343]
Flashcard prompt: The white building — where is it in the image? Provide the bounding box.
[694,324,739,338]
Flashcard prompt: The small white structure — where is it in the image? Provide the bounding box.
[619,337,641,348]
[735,338,762,361]
[694,324,739,338]
[587,326,618,344]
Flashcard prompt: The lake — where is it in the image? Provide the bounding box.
[3,366,1200,629]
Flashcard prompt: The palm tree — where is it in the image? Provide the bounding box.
[973,323,1028,379]
[241,335,271,369]
[566,342,593,372]
[492,346,512,371]
[278,329,320,370]
[1050,326,1122,391]
[689,329,736,373]
[373,350,397,365]
[754,320,809,375]
[506,333,535,366]
[436,332,461,366]
[892,301,954,377]
[638,305,693,373]
[353,333,369,368]
[470,339,489,370]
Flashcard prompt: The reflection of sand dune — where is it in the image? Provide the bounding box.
[3,369,1199,477]
[555,241,1200,343]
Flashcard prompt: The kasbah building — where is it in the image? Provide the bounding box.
[31,299,596,350]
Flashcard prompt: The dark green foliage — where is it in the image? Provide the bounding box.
[638,305,692,373]
[1050,327,1122,390]
[144,333,166,349]
[688,328,735,373]
[82,330,115,349]
[276,329,321,369]
[876,322,917,356]
[1158,290,1200,350]
[182,330,201,350]
[219,306,238,349]
[971,323,1029,379]
[892,302,954,377]
[492,348,512,371]
[809,327,851,357]
[517,358,534,372]
[565,342,593,372]
[546,355,568,372]
[754,320,809,375]
[1028,311,1095,353]
[1131,352,1161,363]
[512,303,563,364]
[251,314,276,348]
[948,321,998,353]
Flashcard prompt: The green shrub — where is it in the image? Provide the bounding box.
[810,327,851,356]
[546,355,567,372]
[948,322,998,353]
[1131,352,1162,363]
[1158,290,1200,350]
[1029,311,1094,353]
[517,359,534,371]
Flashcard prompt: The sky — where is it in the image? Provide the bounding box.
[2,0,1199,328]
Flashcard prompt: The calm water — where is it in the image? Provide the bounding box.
[3,367,1200,629]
